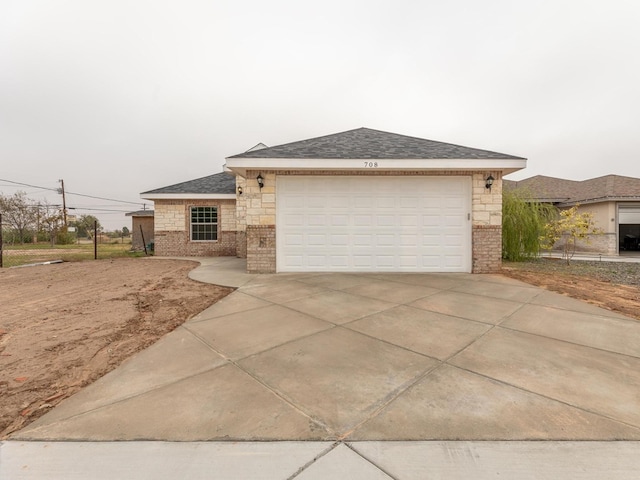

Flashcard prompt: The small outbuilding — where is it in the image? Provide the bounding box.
[125,210,154,251]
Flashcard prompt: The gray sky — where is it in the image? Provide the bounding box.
[2,0,639,230]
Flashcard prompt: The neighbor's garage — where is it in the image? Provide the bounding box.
[276,176,472,272]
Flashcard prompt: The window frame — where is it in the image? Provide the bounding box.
[189,205,219,242]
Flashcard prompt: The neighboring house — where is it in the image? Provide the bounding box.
[504,175,640,255]
[125,210,154,251]
[142,128,526,273]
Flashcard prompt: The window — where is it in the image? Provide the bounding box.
[190,206,218,241]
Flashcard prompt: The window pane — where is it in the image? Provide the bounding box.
[190,206,218,241]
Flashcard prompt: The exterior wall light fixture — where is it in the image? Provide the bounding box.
[485,174,495,191]
[257,173,264,189]
[237,186,243,195]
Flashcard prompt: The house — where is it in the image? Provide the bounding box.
[504,175,640,255]
[125,210,155,251]
[142,128,526,273]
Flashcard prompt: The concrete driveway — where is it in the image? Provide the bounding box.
[13,258,640,442]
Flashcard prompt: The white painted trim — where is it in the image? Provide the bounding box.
[225,157,526,177]
[140,193,237,200]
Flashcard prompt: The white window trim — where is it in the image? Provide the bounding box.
[190,206,219,242]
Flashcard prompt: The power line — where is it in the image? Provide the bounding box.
[71,207,132,213]
[0,178,142,206]
[0,179,58,192]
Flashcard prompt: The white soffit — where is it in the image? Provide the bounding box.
[224,157,527,176]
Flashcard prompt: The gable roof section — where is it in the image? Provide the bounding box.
[225,128,526,175]
[505,174,640,205]
[141,172,236,200]
[229,128,524,160]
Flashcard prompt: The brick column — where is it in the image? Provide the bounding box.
[246,225,276,273]
[473,225,502,273]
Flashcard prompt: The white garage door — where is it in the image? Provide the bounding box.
[277,176,471,272]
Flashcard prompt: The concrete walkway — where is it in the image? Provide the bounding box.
[3,257,640,478]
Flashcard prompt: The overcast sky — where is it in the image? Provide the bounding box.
[2,0,639,230]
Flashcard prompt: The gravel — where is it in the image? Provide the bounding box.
[504,258,640,287]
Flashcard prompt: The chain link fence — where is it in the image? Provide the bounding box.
[0,215,140,268]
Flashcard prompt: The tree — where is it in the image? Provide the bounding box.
[502,189,557,261]
[73,215,101,238]
[122,226,130,237]
[39,201,64,246]
[541,205,604,264]
[0,191,37,244]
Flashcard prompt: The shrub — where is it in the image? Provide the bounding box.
[502,189,557,261]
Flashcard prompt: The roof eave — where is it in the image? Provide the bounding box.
[560,196,640,207]
[140,193,236,201]
[224,157,527,177]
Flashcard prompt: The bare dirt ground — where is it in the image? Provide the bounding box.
[0,256,637,439]
[502,258,640,320]
[0,258,233,438]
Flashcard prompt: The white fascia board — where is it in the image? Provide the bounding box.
[140,193,236,200]
[225,157,527,176]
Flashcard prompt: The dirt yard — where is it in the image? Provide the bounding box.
[501,258,640,321]
[0,256,638,439]
[0,258,233,438]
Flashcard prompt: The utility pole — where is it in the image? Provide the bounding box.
[58,179,67,227]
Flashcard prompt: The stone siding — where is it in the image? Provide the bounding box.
[471,172,502,272]
[153,199,237,257]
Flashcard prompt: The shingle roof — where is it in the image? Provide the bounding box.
[125,210,154,217]
[504,174,640,205]
[228,127,524,160]
[141,172,236,195]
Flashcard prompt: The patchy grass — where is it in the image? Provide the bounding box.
[1,242,145,267]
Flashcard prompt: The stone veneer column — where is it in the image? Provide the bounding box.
[472,172,502,273]
[244,171,277,273]
[235,176,247,258]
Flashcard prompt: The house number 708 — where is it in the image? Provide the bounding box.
[364,162,379,167]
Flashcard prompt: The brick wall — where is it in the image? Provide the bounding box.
[473,225,502,273]
[246,225,275,273]
[155,230,237,256]
[153,199,237,257]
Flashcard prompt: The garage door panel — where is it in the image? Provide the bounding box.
[399,234,418,246]
[285,214,305,226]
[304,234,323,245]
[277,176,471,272]
[353,234,373,246]
[354,215,373,226]
[376,215,395,226]
[354,256,373,267]
[376,197,396,208]
[376,234,395,246]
